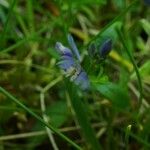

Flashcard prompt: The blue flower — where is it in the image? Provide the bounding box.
[55,34,90,90]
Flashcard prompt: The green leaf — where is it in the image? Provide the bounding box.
[131,60,150,84]
[28,101,69,150]
[93,82,130,110]
[94,21,122,46]
[69,85,102,150]
[140,19,150,36]
[47,47,60,60]
[30,101,69,131]
[113,0,126,10]
[46,101,69,128]
[0,87,81,150]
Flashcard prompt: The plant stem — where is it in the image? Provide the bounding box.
[89,0,138,44]
[0,86,82,150]
[0,0,17,48]
[40,92,59,150]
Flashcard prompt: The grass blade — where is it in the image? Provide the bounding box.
[0,0,17,48]
[0,86,82,150]
[68,85,102,150]
[116,29,143,111]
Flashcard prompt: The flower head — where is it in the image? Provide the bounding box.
[55,34,90,90]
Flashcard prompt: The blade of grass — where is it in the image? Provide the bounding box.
[0,106,41,113]
[0,122,105,141]
[0,59,51,73]
[26,0,35,33]
[68,85,102,150]
[120,128,150,148]
[40,92,59,150]
[39,77,63,150]
[0,23,49,53]
[16,13,29,37]
[89,0,138,45]
[0,0,17,48]
[116,29,143,111]
[0,86,82,150]
[125,125,132,150]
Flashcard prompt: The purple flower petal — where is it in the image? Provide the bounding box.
[55,36,90,90]
[55,42,73,57]
[74,70,90,90]
[57,58,75,71]
[60,55,73,60]
[67,34,81,61]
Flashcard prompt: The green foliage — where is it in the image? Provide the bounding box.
[93,82,130,110]
[69,85,102,150]
[46,101,69,128]
[27,101,69,150]
[113,0,126,10]
[91,21,122,46]
[0,0,150,149]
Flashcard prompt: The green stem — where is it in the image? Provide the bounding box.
[0,0,17,48]
[120,128,150,148]
[117,29,143,111]
[0,86,82,150]
[0,22,50,53]
[125,125,132,150]
[68,85,102,150]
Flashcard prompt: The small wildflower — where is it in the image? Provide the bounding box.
[55,34,90,90]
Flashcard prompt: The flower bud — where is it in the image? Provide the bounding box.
[99,39,112,58]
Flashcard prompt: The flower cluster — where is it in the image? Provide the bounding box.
[55,34,90,90]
